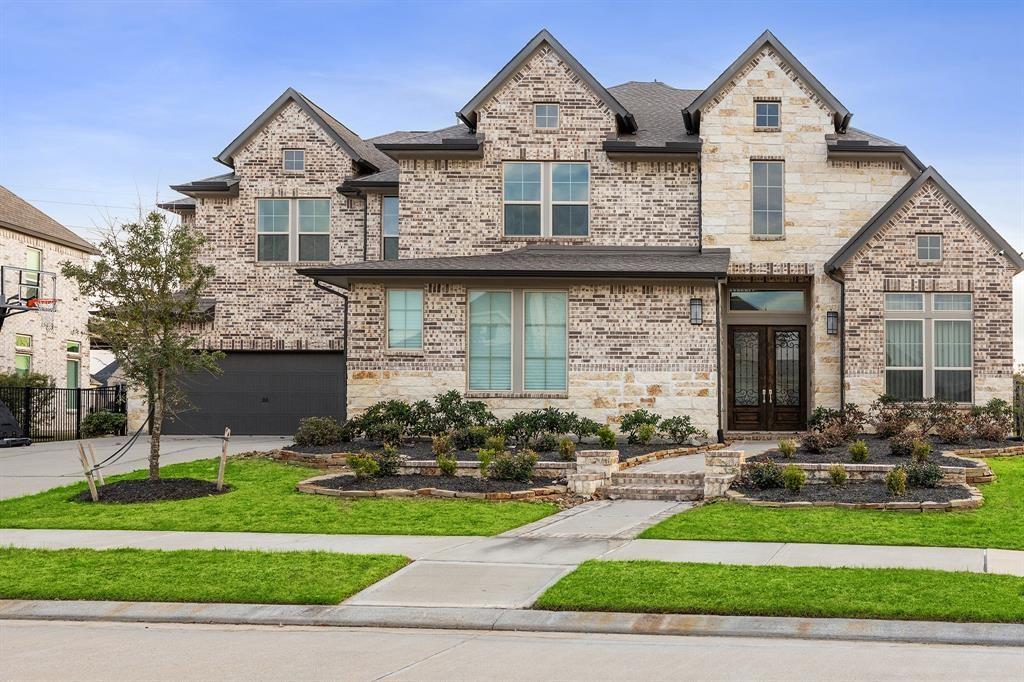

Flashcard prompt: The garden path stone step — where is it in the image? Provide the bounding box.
[604,485,704,501]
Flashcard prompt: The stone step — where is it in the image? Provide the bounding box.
[604,485,704,502]
[725,431,805,441]
[610,472,704,486]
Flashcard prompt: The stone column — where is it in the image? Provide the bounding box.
[704,450,744,499]
[568,450,619,496]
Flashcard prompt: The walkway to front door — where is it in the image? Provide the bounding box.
[727,325,807,431]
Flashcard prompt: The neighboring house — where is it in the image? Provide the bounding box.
[166,29,1021,437]
[0,186,97,393]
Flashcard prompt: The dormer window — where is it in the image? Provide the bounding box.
[535,104,559,129]
[283,149,305,172]
[755,101,780,128]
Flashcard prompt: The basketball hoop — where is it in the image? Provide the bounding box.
[26,297,58,332]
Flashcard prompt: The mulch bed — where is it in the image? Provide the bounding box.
[734,481,972,504]
[312,474,561,493]
[283,440,677,461]
[748,434,1006,467]
[73,478,231,504]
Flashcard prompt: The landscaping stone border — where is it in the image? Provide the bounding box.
[723,485,983,511]
[742,459,993,485]
[618,442,726,469]
[295,473,568,502]
[270,450,572,478]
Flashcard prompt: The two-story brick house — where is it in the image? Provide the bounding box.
[166,29,1021,438]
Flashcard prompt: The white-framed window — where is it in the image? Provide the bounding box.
[24,247,42,300]
[382,196,399,261]
[469,291,513,391]
[256,198,330,262]
[66,340,81,355]
[751,161,783,236]
[535,103,559,129]
[283,149,305,172]
[755,101,780,127]
[15,334,32,350]
[387,289,423,350]
[14,334,31,376]
[503,162,589,237]
[883,293,973,402]
[917,234,942,260]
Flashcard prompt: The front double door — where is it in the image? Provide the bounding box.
[728,326,807,431]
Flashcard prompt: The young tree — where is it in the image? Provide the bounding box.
[62,210,222,480]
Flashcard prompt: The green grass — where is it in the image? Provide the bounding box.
[535,560,1024,623]
[0,547,408,604]
[641,457,1024,550]
[0,458,556,536]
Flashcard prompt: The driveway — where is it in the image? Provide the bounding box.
[0,434,290,499]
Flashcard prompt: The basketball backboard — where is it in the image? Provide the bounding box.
[1,265,57,312]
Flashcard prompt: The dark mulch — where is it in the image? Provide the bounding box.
[284,440,681,462]
[748,434,1010,468]
[734,482,972,504]
[73,478,231,504]
[313,474,561,493]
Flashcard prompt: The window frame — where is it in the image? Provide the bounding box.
[521,290,569,393]
[256,198,331,263]
[534,103,559,130]
[917,234,942,261]
[24,247,42,300]
[932,318,973,403]
[884,318,925,402]
[297,199,331,262]
[467,289,515,394]
[750,160,784,238]
[283,149,305,172]
[382,195,400,261]
[14,352,31,376]
[385,288,424,352]
[502,161,590,238]
[754,100,780,128]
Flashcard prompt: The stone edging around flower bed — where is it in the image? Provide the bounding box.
[743,458,994,485]
[618,442,726,469]
[295,473,568,501]
[951,444,1024,458]
[723,485,983,511]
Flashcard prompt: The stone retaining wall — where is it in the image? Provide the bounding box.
[704,450,744,499]
[618,442,726,470]
[296,473,568,502]
[741,459,991,485]
[723,487,982,512]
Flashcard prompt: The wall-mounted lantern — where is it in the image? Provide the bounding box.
[690,298,703,325]
[826,311,839,335]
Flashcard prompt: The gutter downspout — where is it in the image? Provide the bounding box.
[826,268,846,411]
[361,191,368,261]
[715,275,724,443]
[313,278,351,417]
[696,155,703,253]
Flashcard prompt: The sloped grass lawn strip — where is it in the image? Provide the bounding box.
[72,478,230,504]
[753,434,1014,466]
[0,547,408,605]
[733,481,973,504]
[640,457,1024,550]
[314,474,561,493]
[283,440,674,461]
[535,560,1024,624]
[0,458,557,537]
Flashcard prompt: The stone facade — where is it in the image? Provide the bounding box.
[0,226,92,388]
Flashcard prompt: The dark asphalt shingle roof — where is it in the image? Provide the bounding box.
[607,82,702,147]
[827,127,900,147]
[157,197,197,210]
[299,245,730,288]
[0,186,99,254]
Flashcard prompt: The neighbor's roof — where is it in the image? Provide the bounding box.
[826,166,1024,273]
[0,186,99,254]
[156,197,197,211]
[169,172,239,196]
[298,245,730,288]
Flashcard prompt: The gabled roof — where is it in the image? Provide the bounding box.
[169,172,239,197]
[0,186,99,254]
[457,29,637,134]
[826,167,1024,273]
[827,127,924,173]
[683,30,851,135]
[214,88,387,173]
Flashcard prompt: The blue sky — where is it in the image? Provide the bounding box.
[2,0,1022,359]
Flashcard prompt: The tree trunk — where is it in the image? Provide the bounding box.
[149,368,165,481]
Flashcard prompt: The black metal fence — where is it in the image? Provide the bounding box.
[0,385,128,441]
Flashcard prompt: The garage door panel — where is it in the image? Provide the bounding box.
[163,352,346,436]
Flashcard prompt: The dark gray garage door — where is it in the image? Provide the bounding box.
[163,352,346,436]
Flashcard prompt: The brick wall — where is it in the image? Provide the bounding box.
[844,179,1017,405]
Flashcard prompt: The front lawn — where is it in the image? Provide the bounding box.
[0,547,408,604]
[535,560,1024,623]
[641,457,1024,550]
[0,458,557,536]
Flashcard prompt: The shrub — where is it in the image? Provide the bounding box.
[782,465,806,493]
[365,420,404,447]
[488,449,538,482]
[659,415,699,444]
[802,422,845,453]
[355,399,415,440]
[81,411,127,438]
[347,453,379,480]
[619,409,662,443]
[432,433,453,458]
[475,448,497,476]
[374,444,403,477]
[746,460,784,490]
[453,425,492,451]
[911,439,932,463]
[430,390,495,433]
[886,466,907,497]
[935,410,971,444]
[294,416,347,447]
[870,396,920,438]
[838,403,867,440]
[483,434,507,453]
[436,452,458,477]
[808,404,864,441]
[905,461,943,488]
[567,414,600,443]
[533,433,560,452]
[808,406,841,430]
[827,463,848,487]
[500,411,543,446]
[889,425,923,458]
[777,438,797,458]
[848,439,870,463]
[970,399,1013,442]
[536,407,573,437]
[634,423,657,445]
[596,425,617,449]
[921,399,957,435]
[557,437,576,461]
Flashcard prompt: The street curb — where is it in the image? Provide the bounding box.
[1,600,1021,647]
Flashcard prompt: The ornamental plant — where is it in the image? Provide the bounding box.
[557,437,576,461]
[827,463,848,487]
[619,409,662,444]
[782,465,806,493]
[347,453,379,480]
[886,466,908,497]
[777,438,798,459]
[848,439,870,463]
[746,460,784,490]
[596,425,617,449]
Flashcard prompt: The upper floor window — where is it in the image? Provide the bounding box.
[24,247,42,300]
[256,198,330,262]
[535,103,559,129]
[503,162,589,237]
[66,340,81,355]
[755,101,780,127]
[917,234,941,260]
[382,196,399,260]
[283,149,305,172]
[751,161,783,237]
